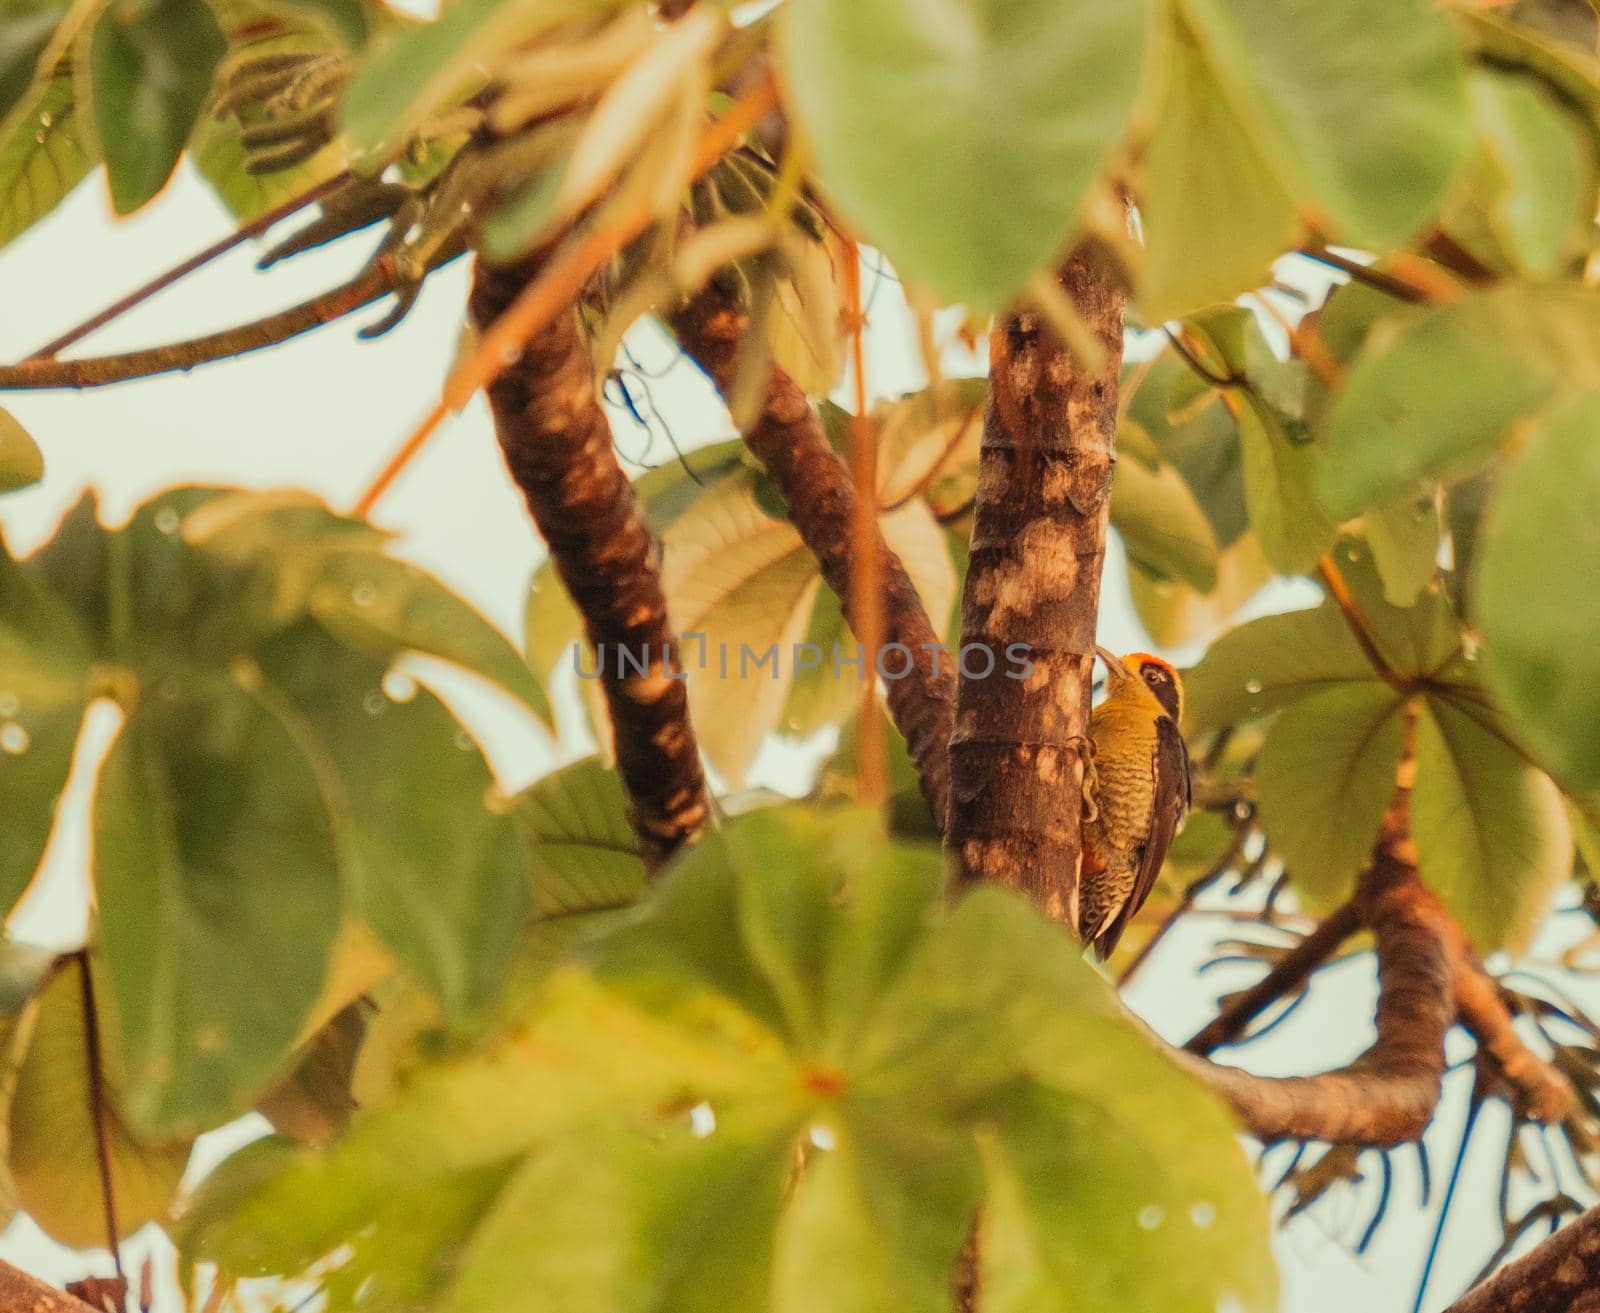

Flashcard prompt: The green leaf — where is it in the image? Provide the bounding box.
[90,0,225,214]
[1110,453,1219,590]
[94,675,343,1134]
[0,538,92,916]
[258,625,529,1015]
[1237,400,1336,575]
[1173,0,1468,247]
[1255,684,1405,906]
[1413,695,1572,952]
[775,1108,981,1313]
[0,70,93,251]
[1477,392,1600,788]
[1323,286,1600,515]
[1138,8,1293,318]
[0,407,42,493]
[446,1110,796,1313]
[308,550,552,726]
[9,961,191,1247]
[1129,533,1272,650]
[779,0,1146,308]
[979,1076,1274,1313]
[341,0,587,167]
[511,756,646,920]
[1181,602,1372,732]
[1362,490,1440,606]
[1466,69,1595,278]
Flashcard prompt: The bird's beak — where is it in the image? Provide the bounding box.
[1094,645,1129,678]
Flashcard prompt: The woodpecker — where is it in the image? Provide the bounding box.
[1077,646,1192,961]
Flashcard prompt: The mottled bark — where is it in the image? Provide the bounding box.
[473,258,708,869]
[948,245,1124,923]
[670,289,955,826]
[1445,1203,1600,1313]
[0,1261,97,1313]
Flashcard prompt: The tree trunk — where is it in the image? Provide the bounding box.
[948,244,1124,927]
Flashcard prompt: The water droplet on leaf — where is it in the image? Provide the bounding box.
[1245,678,1263,694]
[0,692,18,718]
[1136,1204,1164,1230]
[1189,1201,1216,1228]
[808,1124,837,1151]
[352,582,377,607]
[0,723,28,755]
[454,729,474,751]
[363,690,386,716]
[381,670,417,702]
[688,1103,715,1138]
[154,507,181,535]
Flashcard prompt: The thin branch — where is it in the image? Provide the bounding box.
[1184,899,1363,1055]
[0,261,400,390]
[841,239,885,806]
[1455,954,1578,1123]
[76,955,123,1282]
[28,172,352,361]
[1296,247,1451,304]
[670,289,957,829]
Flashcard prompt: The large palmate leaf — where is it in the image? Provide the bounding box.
[184,808,1276,1313]
[511,755,646,921]
[779,0,1146,309]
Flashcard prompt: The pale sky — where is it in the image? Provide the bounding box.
[0,165,1593,1313]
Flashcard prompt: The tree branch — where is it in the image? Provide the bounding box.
[670,287,956,827]
[0,261,400,390]
[1184,898,1363,1055]
[1454,949,1576,1124]
[0,1261,98,1313]
[472,256,709,870]
[948,242,1124,924]
[1443,1201,1600,1313]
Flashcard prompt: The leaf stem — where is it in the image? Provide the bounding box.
[1316,554,1410,693]
[76,954,124,1282]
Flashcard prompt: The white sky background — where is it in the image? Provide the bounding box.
[1,166,1597,1313]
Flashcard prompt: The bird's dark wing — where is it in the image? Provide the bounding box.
[1093,716,1192,961]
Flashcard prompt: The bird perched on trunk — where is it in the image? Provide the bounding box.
[1077,646,1192,961]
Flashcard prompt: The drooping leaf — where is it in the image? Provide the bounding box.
[1129,534,1272,656]
[779,0,1146,308]
[1138,8,1294,318]
[1236,401,1336,576]
[9,961,192,1247]
[1323,286,1600,515]
[90,0,225,214]
[94,675,343,1134]
[1362,490,1440,607]
[1110,453,1219,590]
[258,625,529,1015]
[1255,684,1405,906]
[1477,392,1600,788]
[510,756,646,920]
[1412,695,1573,952]
[1171,0,1469,248]
[0,406,42,493]
[1463,68,1595,278]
